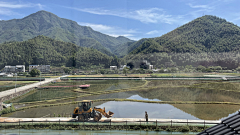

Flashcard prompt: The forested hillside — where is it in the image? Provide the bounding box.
[0,36,118,69]
[129,15,240,55]
[113,39,147,57]
[123,15,240,69]
[0,10,133,56]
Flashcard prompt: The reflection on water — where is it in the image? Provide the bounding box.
[0,129,197,135]
[96,101,199,120]
[4,100,240,120]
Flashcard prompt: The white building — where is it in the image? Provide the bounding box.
[3,65,25,73]
[149,65,153,69]
[16,65,25,72]
[110,66,117,70]
[142,60,154,69]
[29,65,50,72]
[119,65,130,70]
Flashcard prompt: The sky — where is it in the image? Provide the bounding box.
[0,0,240,40]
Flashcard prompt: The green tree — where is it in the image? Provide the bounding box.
[123,67,129,76]
[63,67,71,74]
[236,67,240,72]
[99,69,106,74]
[29,68,40,77]
[196,65,206,72]
[127,62,134,69]
[215,66,222,71]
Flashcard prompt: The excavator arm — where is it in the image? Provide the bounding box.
[93,107,114,118]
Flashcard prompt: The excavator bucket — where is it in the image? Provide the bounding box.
[105,111,114,118]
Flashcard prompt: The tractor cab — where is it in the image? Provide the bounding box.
[72,100,94,119]
[78,100,93,111]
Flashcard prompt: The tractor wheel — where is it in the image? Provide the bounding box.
[78,115,84,121]
[94,114,99,122]
[94,112,102,122]
[84,114,89,121]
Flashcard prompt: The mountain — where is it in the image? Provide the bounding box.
[122,15,240,69]
[113,38,148,57]
[0,10,133,56]
[129,15,240,55]
[0,36,118,69]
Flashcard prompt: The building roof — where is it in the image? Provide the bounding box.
[4,66,15,68]
[16,65,25,67]
[197,111,240,135]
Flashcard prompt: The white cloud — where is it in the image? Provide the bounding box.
[188,3,211,9]
[66,7,179,24]
[146,30,160,35]
[0,1,43,9]
[78,22,138,40]
[0,1,44,16]
[186,3,215,18]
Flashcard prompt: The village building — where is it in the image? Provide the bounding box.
[141,60,153,69]
[3,65,25,73]
[110,66,117,70]
[29,65,50,72]
[119,65,130,70]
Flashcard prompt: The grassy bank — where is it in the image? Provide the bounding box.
[0,123,207,133]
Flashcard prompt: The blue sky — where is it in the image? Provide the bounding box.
[0,0,240,40]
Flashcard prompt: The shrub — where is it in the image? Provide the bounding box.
[29,68,40,77]
[178,126,190,132]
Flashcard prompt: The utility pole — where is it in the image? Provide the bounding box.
[40,70,41,86]
[15,71,17,93]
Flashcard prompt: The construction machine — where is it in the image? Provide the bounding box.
[72,100,114,122]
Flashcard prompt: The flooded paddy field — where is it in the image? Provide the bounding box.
[4,100,240,120]
[12,80,145,103]
[4,80,240,121]
[0,81,38,92]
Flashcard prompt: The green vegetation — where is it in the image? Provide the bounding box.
[0,104,16,115]
[130,15,240,54]
[12,80,240,106]
[11,80,147,103]
[123,15,240,69]
[2,12,240,70]
[0,35,118,69]
[63,67,71,74]
[29,68,40,77]
[113,38,147,57]
[124,52,240,70]
[0,123,207,132]
[0,81,37,92]
[0,10,133,55]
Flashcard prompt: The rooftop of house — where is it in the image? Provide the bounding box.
[197,111,240,135]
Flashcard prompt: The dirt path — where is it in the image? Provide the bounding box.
[0,117,220,125]
[0,75,68,100]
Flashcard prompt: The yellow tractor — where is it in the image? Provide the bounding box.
[72,100,114,121]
